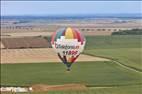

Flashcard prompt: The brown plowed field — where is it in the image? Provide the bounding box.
[1,37,50,49]
[31,84,87,92]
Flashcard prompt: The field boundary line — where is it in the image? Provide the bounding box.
[112,60,142,73]
[83,53,142,73]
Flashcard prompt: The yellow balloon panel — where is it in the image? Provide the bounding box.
[65,27,74,39]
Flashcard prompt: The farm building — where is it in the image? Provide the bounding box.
[1,37,51,49]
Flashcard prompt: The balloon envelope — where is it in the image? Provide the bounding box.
[51,27,86,70]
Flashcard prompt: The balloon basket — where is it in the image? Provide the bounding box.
[66,68,71,73]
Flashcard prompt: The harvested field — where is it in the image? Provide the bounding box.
[1,48,109,64]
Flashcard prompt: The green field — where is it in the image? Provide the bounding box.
[1,62,142,94]
[1,62,141,86]
[84,35,142,71]
[1,85,142,94]
[85,48,141,71]
[1,35,142,94]
[85,35,141,49]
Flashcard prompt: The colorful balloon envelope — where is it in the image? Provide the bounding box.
[51,27,86,71]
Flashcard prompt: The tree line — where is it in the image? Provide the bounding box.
[112,29,142,35]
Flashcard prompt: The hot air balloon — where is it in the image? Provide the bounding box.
[51,27,86,71]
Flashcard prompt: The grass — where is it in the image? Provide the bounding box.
[48,85,142,94]
[1,85,142,94]
[84,48,142,71]
[1,62,141,86]
[84,35,142,71]
[85,35,141,49]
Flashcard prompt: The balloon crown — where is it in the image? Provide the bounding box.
[51,27,85,45]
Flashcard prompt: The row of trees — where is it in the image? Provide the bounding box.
[112,29,142,35]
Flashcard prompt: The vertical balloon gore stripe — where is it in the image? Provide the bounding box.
[63,56,67,63]
[68,57,73,63]
[65,27,74,39]
[74,29,84,45]
[80,33,85,45]
[62,28,66,36]
[51,31,56,44]
[72,28,78,39]
[71,55,80,63]
[57,53,65,64]
[55,28,66,41]
[75,29,82,43]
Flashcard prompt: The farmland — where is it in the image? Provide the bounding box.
[1,35,142,94]
[1,61,142,94]
[1,48,108,64]
[44,85,142,94]
[1,61,141,86]
[84,35,142,71]
[1,85,142,94]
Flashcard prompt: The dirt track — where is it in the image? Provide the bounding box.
[1,48,109,64]
[31,84,87,92]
